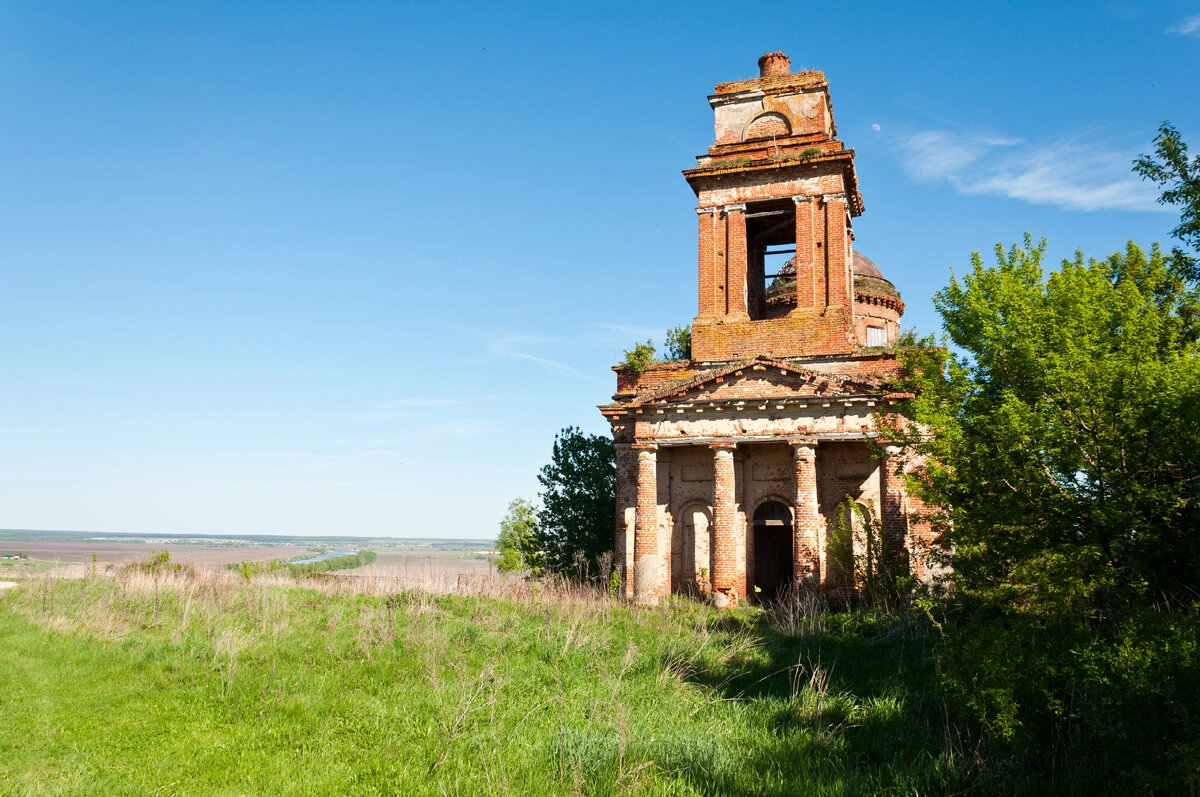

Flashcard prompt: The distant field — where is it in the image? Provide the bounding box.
[0,541,316,567]
[339,547,494,588]
[0,530,495,586]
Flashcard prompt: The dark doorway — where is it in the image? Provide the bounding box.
[752,501,793,603]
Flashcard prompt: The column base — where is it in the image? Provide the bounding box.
[711,588,739,610]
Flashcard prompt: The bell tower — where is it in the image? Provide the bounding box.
[684,52,866,362]
[601,55,925,607]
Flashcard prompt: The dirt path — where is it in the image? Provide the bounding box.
[0,581,17,590]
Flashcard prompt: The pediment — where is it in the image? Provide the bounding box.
[633,357,887,406]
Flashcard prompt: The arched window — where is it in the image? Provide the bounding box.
[745,112,791,140]
[672,504,712,593]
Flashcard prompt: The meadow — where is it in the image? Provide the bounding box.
[0,564,970,796]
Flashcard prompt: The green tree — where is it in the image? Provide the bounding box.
[1135,122,1200,254]
[901,236,1200,608]
[495,498,542,574]
[619,340,656,373]
[895,235,1200,791]
[663,325,692,361]
[537,427,615,576]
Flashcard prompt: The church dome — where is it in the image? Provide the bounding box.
[764,251,903,314]
[851,251,904,314]
[852,251,886,280]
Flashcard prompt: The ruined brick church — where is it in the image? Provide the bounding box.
[600,53,930,606]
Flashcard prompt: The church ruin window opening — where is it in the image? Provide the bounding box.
[866,325,886,347]
[745,199,798,320]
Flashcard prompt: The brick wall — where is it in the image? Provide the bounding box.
[691,307,856,361]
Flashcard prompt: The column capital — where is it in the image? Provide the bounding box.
[709,441,738,451]
[788,437,819,449]
[723,203,747,213]
[821,192,846,204]
[881,443,906,458]
[631,442,658,452]
[792,194,814,204]
[696,205,720,215]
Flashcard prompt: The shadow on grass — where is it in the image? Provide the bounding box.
[664,608,965,796]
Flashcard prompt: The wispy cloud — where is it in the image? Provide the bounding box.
[487,335,580,374]
[897,130,1161,212]
[590,322,665,345]
[1168,13,1200,37]
[592,322,662,337]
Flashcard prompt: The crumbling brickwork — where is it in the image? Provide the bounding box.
[601,53,932,606]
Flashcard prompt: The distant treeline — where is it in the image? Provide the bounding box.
[285,551,376,576]
[228,550,377,579]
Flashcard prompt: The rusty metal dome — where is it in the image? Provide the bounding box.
[852,251,886,280]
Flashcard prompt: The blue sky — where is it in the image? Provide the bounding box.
[1,1,1197,539]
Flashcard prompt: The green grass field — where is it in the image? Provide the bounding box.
[0,558,67,574]
[0,570,969,795]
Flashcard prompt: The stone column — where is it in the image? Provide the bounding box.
[724,204,749,320]
[633,443,659,603]
[880,444,909,566]
[790,439,821,586]
[710,442,738,607]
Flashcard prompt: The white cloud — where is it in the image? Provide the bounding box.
[590,322,663,344]
[871,123,881,131]
[1168,13,1200,37]
[897,130,1162,212]
[487,335,580,374]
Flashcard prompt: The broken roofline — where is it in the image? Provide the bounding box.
[603,354,902,409]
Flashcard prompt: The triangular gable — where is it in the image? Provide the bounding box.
[631,356,888,406]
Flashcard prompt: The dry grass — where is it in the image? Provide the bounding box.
[0,553,971,795]
[4,557,640,652]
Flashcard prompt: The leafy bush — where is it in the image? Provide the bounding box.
[662,325,691,361]
[892,236,1200,791]
[607,567,621,599]
[619,340,656,373]
[233,559,283,580]
[495,498,542,574]
[124,550,191,576]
